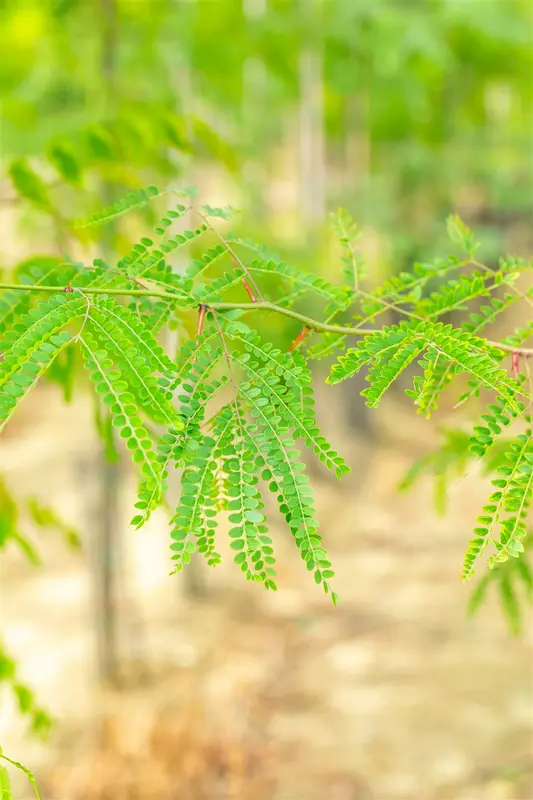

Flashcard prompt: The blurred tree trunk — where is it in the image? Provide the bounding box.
[169,13,205,599]
[298,0,326,230]
[96,451,120,684]
[340,92,376,441]
[243,0,268,217]
[298,9,375,464]
[94,0,122,687]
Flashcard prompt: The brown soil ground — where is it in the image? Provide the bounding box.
[1,384,532,800]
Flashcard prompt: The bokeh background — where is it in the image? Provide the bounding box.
[1,1,532,798]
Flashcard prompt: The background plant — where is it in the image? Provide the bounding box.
[1,0,532,792]
[2,189,532,615]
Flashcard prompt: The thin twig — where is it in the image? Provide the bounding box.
[194,303,207,363]
[73,288,92,342]
[288,325,310,352]
[209,309,248,478]
[358,287,425,323]
[1,282,533,357]
[524,356,533,425]
[0,751,43,800]
[232,257,256,302]
[69,261,150,290]
[485,339,533,356]
[209,309,240,402]
[192,206,264,302]
[196,303,207,345]
[473,257,533,315]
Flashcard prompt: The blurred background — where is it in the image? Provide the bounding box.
[1,0,532,798]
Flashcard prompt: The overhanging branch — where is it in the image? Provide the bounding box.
[0,283,531,357]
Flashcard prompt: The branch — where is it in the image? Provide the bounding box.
[485,340,533,357]
[0,751,42,800]
[191,205,264,302]
[0,282,531,356]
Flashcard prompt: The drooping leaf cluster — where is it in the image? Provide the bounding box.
[0,193,532,626]
[323,215,533,605]
[0,475,80,740]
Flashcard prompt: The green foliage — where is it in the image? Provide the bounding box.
[466,549,533,637]
[0,0,531,785]
[73,185,160,228]
[0,293,79,432]
[26,497,81,551]
[0,477,39,565]
[400,426,533,627]
[0,189,532,793]
[0,476,77,751]
[0,192,532,785]
[0,748,42,800]
[0,640,51,740]
[1,189,532,611]
[327,320,519,418]
[0,762,12,800]
[446,214,480,258]
[0,476,80,564]
[8,160,50,210]
[330,208,365,292]
[233,237,352,308]
[398,428,471,517]
[0,188,366,603]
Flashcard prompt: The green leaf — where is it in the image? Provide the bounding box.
[330,207,365,291]
[0,765,13,800]
[0,750,43,800]
[499,573,521,636]
[244,509,263,523]
[446,214,479,256]
[47,142,82,186]
[73,185,160,228]
[467,573,493,616]
[26,497,81,551]
[9,159,50,208]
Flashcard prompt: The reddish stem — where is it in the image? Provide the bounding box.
[196,303,207,345]
[232,258,256,303]
[288,325,310,353]
[512,351,520,379]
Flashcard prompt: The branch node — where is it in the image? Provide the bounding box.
[288,325,311,353]
[232,258,256,302]
[195,303,208,353]
[512,351,520,379]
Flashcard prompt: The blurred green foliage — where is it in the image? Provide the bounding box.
[1,0,530,355]
[1,0,531,260]
[0,0,531,758]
